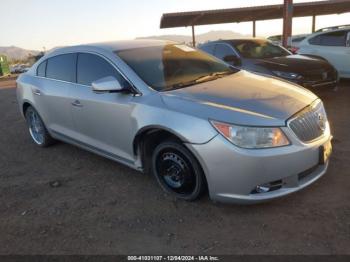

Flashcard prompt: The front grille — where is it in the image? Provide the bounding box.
[288,100,327,142]
[304,69,336,82]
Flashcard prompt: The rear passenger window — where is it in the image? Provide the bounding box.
[37,60,46,77]
[46,53,77,82]
[214,44,236,60]
[309,31,347,46]
[200,44,215,55]
[77,53,128,86]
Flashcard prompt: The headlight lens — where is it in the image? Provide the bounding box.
[272,71,302,80]
[211,121,290,149]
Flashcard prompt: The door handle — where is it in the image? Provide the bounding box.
[71,100,83,107]
[33,89,41,96]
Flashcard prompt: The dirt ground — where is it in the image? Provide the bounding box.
[0,76,349,255]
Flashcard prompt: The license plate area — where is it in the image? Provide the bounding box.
[319,139,332,164]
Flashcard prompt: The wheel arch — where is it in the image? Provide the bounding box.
[22,101,33,115]
[133,126,193,174]
[133,125,189,156]
[133,125,208,194]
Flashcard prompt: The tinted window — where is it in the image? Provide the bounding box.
[308,35,321,45]
[232,39,290,58]
[292,36,306,43]
[309,31,347,46]
[116,44,236,91]
[214,44,236,60]
[37,60,46,77]
[200,44,215,55]
[77,53,127,86]
[46,54,77,82]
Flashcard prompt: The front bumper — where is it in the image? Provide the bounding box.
[187,127,332,204]
[296,69,338,89]
[301,79,338,89]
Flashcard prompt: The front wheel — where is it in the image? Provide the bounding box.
[25,106,55,147]
[151,141,206,201]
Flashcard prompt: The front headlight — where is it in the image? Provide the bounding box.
[272,71,302,80]
[211,121,290,149]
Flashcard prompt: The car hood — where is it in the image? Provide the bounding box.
[160,71,317,126]
[252,54,332,72]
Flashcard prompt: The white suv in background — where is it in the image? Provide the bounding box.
[297,25,350,78]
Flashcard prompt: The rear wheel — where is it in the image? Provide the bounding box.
[25,106,55,147]
[151,141,205,201]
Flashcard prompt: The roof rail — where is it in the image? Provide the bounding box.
[316,24,350,32]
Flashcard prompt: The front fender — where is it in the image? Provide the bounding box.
[132,104,218,145]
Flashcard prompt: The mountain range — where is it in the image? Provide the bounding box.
[0,46,40,62]
[137,30,249,43]
[0,30,250,61]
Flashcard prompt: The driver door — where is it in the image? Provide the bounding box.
[70,52,136,162]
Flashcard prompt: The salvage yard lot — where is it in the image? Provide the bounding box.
[0,76,349,254]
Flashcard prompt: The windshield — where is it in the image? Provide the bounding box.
[116,44,237,91]
[232,39,291,59]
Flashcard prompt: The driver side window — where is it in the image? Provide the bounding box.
[77,53,129,87]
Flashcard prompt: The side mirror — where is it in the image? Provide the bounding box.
[223,55,241,66]
[92,76,124,93]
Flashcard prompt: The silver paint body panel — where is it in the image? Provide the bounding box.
[16,40,332,203]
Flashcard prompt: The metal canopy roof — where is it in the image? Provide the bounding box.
[160,0,350,28]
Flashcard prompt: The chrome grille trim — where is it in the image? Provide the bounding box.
[288,100,327,143]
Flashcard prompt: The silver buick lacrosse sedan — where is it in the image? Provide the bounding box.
[16,40,332,204]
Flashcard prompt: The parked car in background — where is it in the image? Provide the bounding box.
[199,38,338,89]
[10,64,30,74]
[297,25,350,78]
[16,40,332,204]
[267,34,308,53]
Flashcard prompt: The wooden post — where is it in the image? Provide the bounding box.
[192,25,196,47]
[282,0,293,47]
[312,15,316,32]
[253,20,256,37]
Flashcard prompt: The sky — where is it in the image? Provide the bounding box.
[1,0,350,50]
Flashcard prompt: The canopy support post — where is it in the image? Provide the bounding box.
[252,20,256,37]
[192,25,196,47]
[312,15,316,32]
[282,0,293,47]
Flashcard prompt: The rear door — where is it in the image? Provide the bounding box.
[70,52,136,162]
[34,53,77,137]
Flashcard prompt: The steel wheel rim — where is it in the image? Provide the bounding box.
[156,149,196,195]
[28,110,44,145]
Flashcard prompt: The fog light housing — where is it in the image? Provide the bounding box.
[255,185,270,193]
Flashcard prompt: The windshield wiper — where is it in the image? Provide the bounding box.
[194,71,233,83]
[164,71,234,91]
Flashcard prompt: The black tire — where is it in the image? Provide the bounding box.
[25,106,55,147]
[151,140,205,201]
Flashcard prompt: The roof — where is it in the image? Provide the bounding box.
[160,0,350,28]
[200,38,269,45]
[89,39,176,51]
[48,39,175,56]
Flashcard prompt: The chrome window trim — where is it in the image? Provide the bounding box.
[34,50,142,96]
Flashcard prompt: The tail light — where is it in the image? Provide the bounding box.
[290,47,299,54]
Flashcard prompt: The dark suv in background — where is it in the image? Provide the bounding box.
[199,39,338,90]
